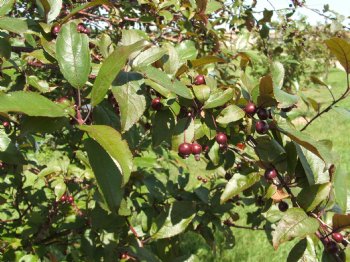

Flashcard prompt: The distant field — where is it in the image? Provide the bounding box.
[183,68,350,261]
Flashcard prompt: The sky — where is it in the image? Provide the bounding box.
[254,0,350,25]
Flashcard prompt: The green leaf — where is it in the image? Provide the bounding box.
[175,40,198,63]
[296,183,331,212]
[0,91,67,117]
[287,237,319,262]
[138,66,193,99]
[216,104,245,125]
[0,17,28,34]
[132,46,167,68]
[272,208,319,250]
[111,72,146,132]
[78,125,133,185]
[151,201,196,239]
[152,109,175,147]
[163,43,180,75]
[27,75,54,93]
[295,144,330,185]
[52,178,66,201]
[220,173,261,204]
[189,56,225,67]
[127,246,162,262]
[255,137,286,165]
[56,21,91,89]
[0,0,15,16]
[271,61,285,89]
[46,0,62,23]
[325,37,350,73]
[193,84,210,103]
[332,214,350,230]
[0,36,10,59]
[171,118,194,151]
[203,88,234,109]
[271,62,298,107]
[84,138,123,213]
[61,0,112,24]
[0,129,10,152]
[278,122,333,165]
[333,166,347,214]
[91,40,148,106]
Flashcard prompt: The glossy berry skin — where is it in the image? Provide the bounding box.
[278,201,289,212]
[264,168,278,180]
[60,195,67,202]
[68,196,74,204]
[202,178,208,183]
[3,121,9,127]
[178,143,192,158]
[83,27,91,35]
[77,23,85,33]
[151,97,162,110]
[216,132,227,145]
[197,176,202,181]
[193,75,205,85]
[51,25,61,36]
[255,120,269,134]
[191,142,202,155]
[326,241,339,254]
[332,232,344,243]
[256,108,269,120]
[244,102,256,116]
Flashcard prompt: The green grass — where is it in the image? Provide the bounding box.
[182,68,350,261]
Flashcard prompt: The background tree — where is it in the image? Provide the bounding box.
[0,0,350,261]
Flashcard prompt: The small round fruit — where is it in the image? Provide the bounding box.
[255,120,269,134]
[257,108,269,120]
[178,143,192,158]
[51,25,61,36]
[60,195,67,202]
[191,142,202,155]
[325,241,339,254]
[278,201,289,212]
[83,27,91,35]
[332,232,344,243]
[244,102,256,116]
[202,178,208,183]
[151,97,162,110]
[193,75,205,85]
[236,142,246,150]
[216,132,227,145]
[3,121,9,127]
[68,196,74,204]
[197,176,202,181]
[264,168,278,180]
[77,23,85,32]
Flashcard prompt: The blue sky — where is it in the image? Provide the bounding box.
[254,0,350,25]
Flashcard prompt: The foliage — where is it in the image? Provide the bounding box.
[0,0,349,261]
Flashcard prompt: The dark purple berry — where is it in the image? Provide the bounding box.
[332,232,344,243]
[194,75,205,85]
[255,120,269,134]
[264,168,278,180]
[216,132,227,145]
[278,201,289,212]
[325,241,339,254]
[244,102,256,116]
[178,143,192,158]
[257,108,269,120]
[51,25,61,36]
[191,142,202,155]
[151,97,162,110]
